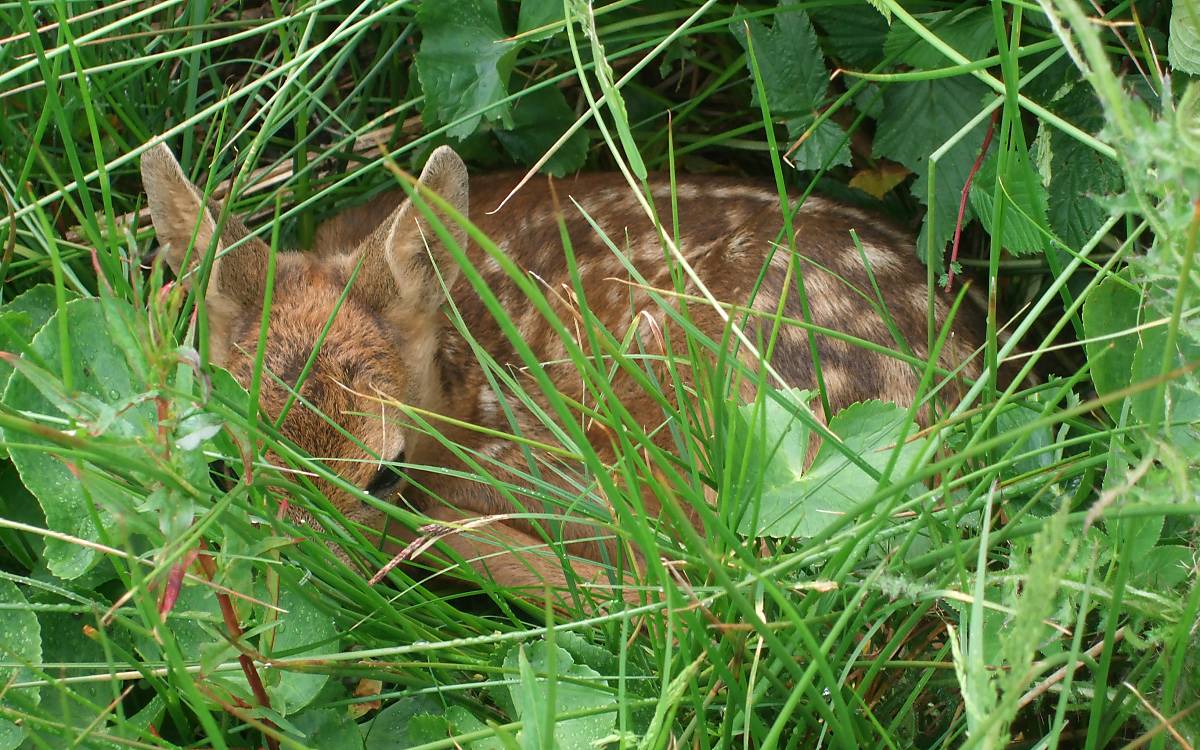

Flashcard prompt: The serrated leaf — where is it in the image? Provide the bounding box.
[1047,86,1123,249]
[737,395,927,538]
[874,76,991,266]
[731,1,828,116]
[785,115,852,171]
[1082,271,1142,420]
[416,0,520,139]
[504,641,614,750]
[0,580,40,750]
[883,8,995,70]
[968,149,1053,255]
[495,87,588,177]
[810,7,890,69]
[1170,0,1200,74]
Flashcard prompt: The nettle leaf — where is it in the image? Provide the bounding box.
[1082,271,1142,420]
[416,0,520,139]
[874,76,991,266]
[731,1,827,116]
[967,149,1053,255]
[785,115,852,171]
[495,87,588,177]
[883,8,996,70]
[1047,86,1123,249]
[0,579,40,750]
[737,394,927,539]
[1170,0,1200,74]
[504,640,615,750]
[1,298,155,579]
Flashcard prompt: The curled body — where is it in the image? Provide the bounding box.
[141,144,983,599]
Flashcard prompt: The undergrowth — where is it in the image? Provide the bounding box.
[0,0,1198,748]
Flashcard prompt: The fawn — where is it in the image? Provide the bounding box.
[141,142,983,602]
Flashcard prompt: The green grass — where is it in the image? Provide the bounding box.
[0,1,1198,748]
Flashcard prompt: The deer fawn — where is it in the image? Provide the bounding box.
[141,142,982,603]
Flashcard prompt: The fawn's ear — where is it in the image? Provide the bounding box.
[355,146,469,313]
[140,142,269,306]
[141,142,271,364]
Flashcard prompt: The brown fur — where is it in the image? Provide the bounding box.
[141,143,983,603]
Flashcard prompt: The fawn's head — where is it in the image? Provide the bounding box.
[141,143,469,518]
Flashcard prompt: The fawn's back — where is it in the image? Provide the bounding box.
[142,144,982,595]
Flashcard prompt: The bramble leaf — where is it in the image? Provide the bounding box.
[495,87,588,177]
[968,149,1053,255]
[1047,86,1123,249]
[874,76,991,265]
[786,115,852,171]
[416,0,520,139]
[731,1,828,116]
[883,8,995,69]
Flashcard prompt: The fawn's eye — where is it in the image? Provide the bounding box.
[365,450,407,498]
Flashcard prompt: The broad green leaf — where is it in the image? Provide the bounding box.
[737,397,927,539]
[158,581,337,716]
[495,87,588,177]
[1082,271,1142,420]
[1,298,154,579]
[504,641,614,750]
[363,695,444,750]
[883,8,995,70]
[262,585,338,715]
[810,7,890,69]
[968,149,1053,255]
[993,402,1055,479]
[292,707,364,750]
[1129,325,1200,452]
[517,0,561,41]
[33,609,132,744]
[416,0,520,139]
[1046,86,1123,249]
[0,285,59,394]
[446,706,504,749]
[874,76,991,266]
[0,579,41,750]
[1170,0,1200,74]
[1132,545,1193,589]
[731,1,827,116]
[785,115,852,171]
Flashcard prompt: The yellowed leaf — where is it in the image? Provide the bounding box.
[849,162,911,198]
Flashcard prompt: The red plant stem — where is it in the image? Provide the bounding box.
[196,540,280,750]
[947,109,1001,289]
